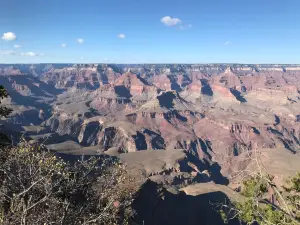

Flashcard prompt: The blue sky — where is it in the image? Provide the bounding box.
[0,0,299,64]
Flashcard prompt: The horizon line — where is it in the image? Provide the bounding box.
[1,62,300,65]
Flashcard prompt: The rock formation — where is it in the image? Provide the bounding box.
[0,63,299,192]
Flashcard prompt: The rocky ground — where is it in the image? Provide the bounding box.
[0,63,299,224]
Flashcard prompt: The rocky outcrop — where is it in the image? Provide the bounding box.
[45,113,83,136]
[0,66,22,75]
[152,74,172,90]
[40,64,121,89]
[113,72,158,103]
[78,121,102,146]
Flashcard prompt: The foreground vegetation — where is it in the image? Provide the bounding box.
[0,142,140,225]
[220,172,300,225]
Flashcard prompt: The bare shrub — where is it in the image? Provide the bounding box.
[0,141,141,225]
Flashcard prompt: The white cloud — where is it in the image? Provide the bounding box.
[1,32,16,41]
[13,44,22,48]
[21,52,44,57]
[118,34,125,39]
[161,16,181,26]
[224,41,231,45]
[77,38,84,44]
[0,50,16,55]
[61,43,67,47]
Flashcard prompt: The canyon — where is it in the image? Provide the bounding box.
[0,63,299,224]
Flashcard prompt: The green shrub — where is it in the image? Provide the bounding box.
[220,173,300,225]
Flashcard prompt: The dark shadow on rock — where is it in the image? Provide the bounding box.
[252,127,260,135]
[80,121,102,146]
[170,82,182,92]
[132,180,240,225]
[180,74,192,88]
[132,131,147,150]
[84,109,101,119]
[199,138,212,160]
[142,129,166,150]
[100,127,118,150]
[137,74,150,85]
[175,111,187,122]
[114,85,132,98]
[143,129,159,136]
[99,72,109,84]
[157,92,175,109]
[151,135,166,150]
[241,86,247,92]
[208,162,229,185]
[274,115,280,125]
[233,143,239,156]
[279,138,296,154]
[267,127,283,136]
[230,88,247,103]
[167,75,182,92]
[184,151,208,172]
[200,79,213,96]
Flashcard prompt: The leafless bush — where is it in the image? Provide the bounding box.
[0,141,141,225]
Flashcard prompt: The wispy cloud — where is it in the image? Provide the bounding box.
[104,57,115,62]
[1,32,16,41]
[179,24,192,30]
[61,43,67,47]
[77,38,84,44]
[161,16,181,26]
[21,52,44,57]
[13,44,22,48]
[224,41,231,45]
[0,50,44,57]
[0,50,16,55]
[118,34,125,39]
